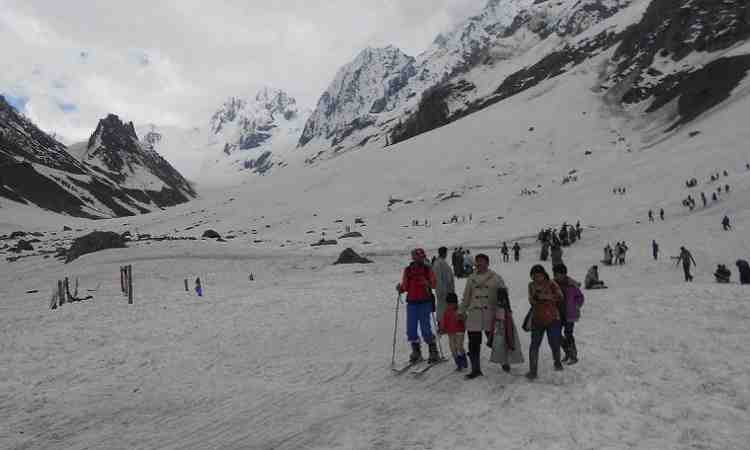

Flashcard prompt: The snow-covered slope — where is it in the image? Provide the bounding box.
[3,58,750,448]
[0,96,196,218]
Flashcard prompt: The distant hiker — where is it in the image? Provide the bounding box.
[463,250,474,276]
[540,241,549,261]
[501,242,510,263]
[550,242,564,266]
[397,248,439,363]
[452,248,464,278]
[489,277,523,372]
[676,246,697,282]
[525,265,564,380]
[603,244,613,266]
[736,260,750,284]
[725,184,730,194]
[585,265,607,290]
[659,208,665,220]
[701,192,707,207]
[723,170,729,177]
[648,210,654,222]
[722,215,732,231]
[712,192,718,202]
[616,242,628,265]
[513,242,521,262]
[575,222,582,239]
[652,240,659,261]
[195,278,203,297]
[714,264,731,283]
[433,247,456,325]
[459,254,506,379]
[553,264,584,365]
[442,293,467,371]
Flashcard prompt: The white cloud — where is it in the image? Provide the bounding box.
[0,0,484,151]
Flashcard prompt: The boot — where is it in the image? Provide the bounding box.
[566,342,578,365]
[561,336,571,363]
[501,364,511,373]
[458,353,468,370]
[427,341,440,363]
[465,351,483,379]
[525,347,538,380]
[553,346,564,371]
[409,343,423,363]
[453,354,462,371]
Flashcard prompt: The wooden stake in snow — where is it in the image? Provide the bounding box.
[184,278,189,292]
[127,265,133,304]
[58,280,65,306]
[49,290,58,310]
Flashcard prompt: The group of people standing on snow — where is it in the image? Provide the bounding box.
[397,246,584,381]
[451,247,475,278]
[602,242,628,266]
[499,241,521,263]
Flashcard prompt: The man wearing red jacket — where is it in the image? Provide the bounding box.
[397,248,439,363]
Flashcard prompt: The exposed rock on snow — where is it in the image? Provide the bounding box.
[65,231,127,263]
[334,248,372,264]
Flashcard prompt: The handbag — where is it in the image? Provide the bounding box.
[522,307,533,332]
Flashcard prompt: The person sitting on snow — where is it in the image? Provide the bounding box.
[714,264,731,283]
[585,265,607,290]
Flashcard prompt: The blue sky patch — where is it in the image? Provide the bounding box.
[58,101,78,113]
[2,93,29,112]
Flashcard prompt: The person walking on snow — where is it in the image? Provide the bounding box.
[442,293,467,371]
[553,264,584,365]
[433,247,456,329]
[459,253,506,379]
[501,242,510,263]
[397,248,440,363]
[660,208,665,221]
[489,276,524,372]
[550,242,564,266]
[513,242,521,262]
[526,265,564,380]
[652,240,659,261]
[677,246,697,282]
[648,210,654,222]
[736,260,750,284]
[463,250,474,276]
[722,215,732,231]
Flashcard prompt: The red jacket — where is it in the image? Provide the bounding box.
[400,262,437,303]
[441,304,465,334]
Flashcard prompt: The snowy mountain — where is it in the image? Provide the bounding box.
[298,46,416,153]
[203,88,308,175]
[0,97,196,218]
[82,114,196,205]
[299,0,749,157]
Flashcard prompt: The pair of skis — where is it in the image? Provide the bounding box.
[392,357,448,376]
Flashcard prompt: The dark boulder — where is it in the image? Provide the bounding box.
[334,248,373,265]
[63,226,72,231]
[10,231,27,239]
[15,240,34,251]
[311,239,338,247]
[66,231,127,263]
[339,231,363,239]
[202,229,221,239]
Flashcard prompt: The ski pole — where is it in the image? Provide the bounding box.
[391,292,401,367]
[432,312,445,359]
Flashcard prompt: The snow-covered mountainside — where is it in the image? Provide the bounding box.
[82,114,196,206]
[298,46,416,153]
[299,0,750,158]
[0,96,196,218]
[203,88,308,175]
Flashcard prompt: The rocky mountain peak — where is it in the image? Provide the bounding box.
[87,113,139,150]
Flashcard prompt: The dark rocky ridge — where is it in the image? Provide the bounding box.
[0,97,196,218]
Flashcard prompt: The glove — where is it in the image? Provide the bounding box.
[395,283,402,293]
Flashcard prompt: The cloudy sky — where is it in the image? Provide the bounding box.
[0,0,484,144]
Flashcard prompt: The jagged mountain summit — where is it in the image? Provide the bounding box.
[298,46,416,152]
[204,88,308,175]
[298,0,750,160]
[0,97,196,218]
